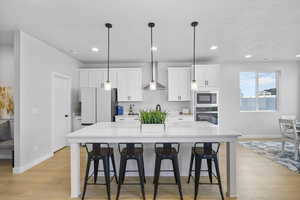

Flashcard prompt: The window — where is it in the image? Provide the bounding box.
[240,72,278,111]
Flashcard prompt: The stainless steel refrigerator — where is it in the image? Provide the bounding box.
[81,88,117,125]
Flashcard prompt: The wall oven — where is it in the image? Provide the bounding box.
[195,106,218,125]
[196,92,218,106]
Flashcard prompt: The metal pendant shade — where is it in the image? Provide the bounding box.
[104,23,112,91]
[143,22,166,90]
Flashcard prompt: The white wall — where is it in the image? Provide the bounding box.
[81,62,191,113]
[14,31,81,173]
[0,45,14,87]
[219,61,300,137]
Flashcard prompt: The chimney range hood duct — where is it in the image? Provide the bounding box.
[143,61,166,90]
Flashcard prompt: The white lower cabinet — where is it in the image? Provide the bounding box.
[168,67,191,101]
[166,115,194,123]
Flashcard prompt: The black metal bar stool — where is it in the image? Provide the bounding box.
[153,143,183,200]
[82,143,118,200]
[116,143,146,200]
[189,142,224,200]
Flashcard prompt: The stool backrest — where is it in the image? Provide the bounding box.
[84,143,110,154]
[194,142,220,155]
[118,143,143,153]
[155,143,180,153]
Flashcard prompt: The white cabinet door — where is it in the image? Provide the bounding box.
[179,68,191,101]
[89,70,105,88]
[117,68,143,101]
[79,70,89,88]
[168,67,191,101]
[195,65,220,90]
[89,69,118,89]
[110,69,118,89]
[168,68,180,101]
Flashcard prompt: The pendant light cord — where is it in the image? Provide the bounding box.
[193,24,196,81]
[150,25,154,82]
[107,26,110,82]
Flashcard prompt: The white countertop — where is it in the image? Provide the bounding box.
[67,121,241,143]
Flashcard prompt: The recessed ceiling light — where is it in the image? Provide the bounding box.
[296,54,300,58]
[151,46,158,51]
[210,45,218,50]
[245,54,253,58]
[91,47,99,52]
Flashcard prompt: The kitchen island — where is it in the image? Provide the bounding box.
[67,121,241,198]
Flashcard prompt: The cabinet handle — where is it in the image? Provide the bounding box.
[128,96,131,100]
[206,80,208,86]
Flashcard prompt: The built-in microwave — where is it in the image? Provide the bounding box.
[196,92,218,106]
[195,106,218,125]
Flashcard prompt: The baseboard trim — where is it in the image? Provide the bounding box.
[13,152,53,174]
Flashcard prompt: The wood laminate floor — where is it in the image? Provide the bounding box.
[1,143,300,200]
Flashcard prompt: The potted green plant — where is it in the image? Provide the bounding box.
[139,110,167,133]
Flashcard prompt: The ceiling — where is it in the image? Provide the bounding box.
[0,0,300,63]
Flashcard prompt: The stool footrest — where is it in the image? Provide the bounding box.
[121,183,144,185]
[159,169,175,172]
[156,182,177,185]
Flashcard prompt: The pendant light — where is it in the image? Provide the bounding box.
[191,21,198,91]
[148,22,156,90]
[104,23,112,91]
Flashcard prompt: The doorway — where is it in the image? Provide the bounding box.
[52,72,71,152]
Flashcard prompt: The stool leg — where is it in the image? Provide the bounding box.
[187,152,194,184]
[110,152,119,184]
[172,158,179,184]
[213,157,224,200]
[153,156,158,184]
[121,157,127,184]
[141,157,147,183]
[82,157,92,200]
[93,159,99,184]
[194,157,202,200]
[137,157,146,200]
[153,157,161,200]
[207,158,213,184]
[116,156,125,200]
[103,156,111,200]
[173,156,183,200]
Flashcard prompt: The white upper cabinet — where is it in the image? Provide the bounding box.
[79,70,89,88]
[195,65,220,90]
[80,69,118,88]
[117,68,143,102]
[168,67,191,101]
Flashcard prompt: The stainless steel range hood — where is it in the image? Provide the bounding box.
[143,61,166,90]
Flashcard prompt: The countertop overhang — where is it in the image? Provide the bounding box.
[67,121,242,143]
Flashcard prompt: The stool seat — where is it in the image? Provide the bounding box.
[120,147,143,156]
[192,147,217,158]
[89,147,114,158]
[155,147,178,156]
